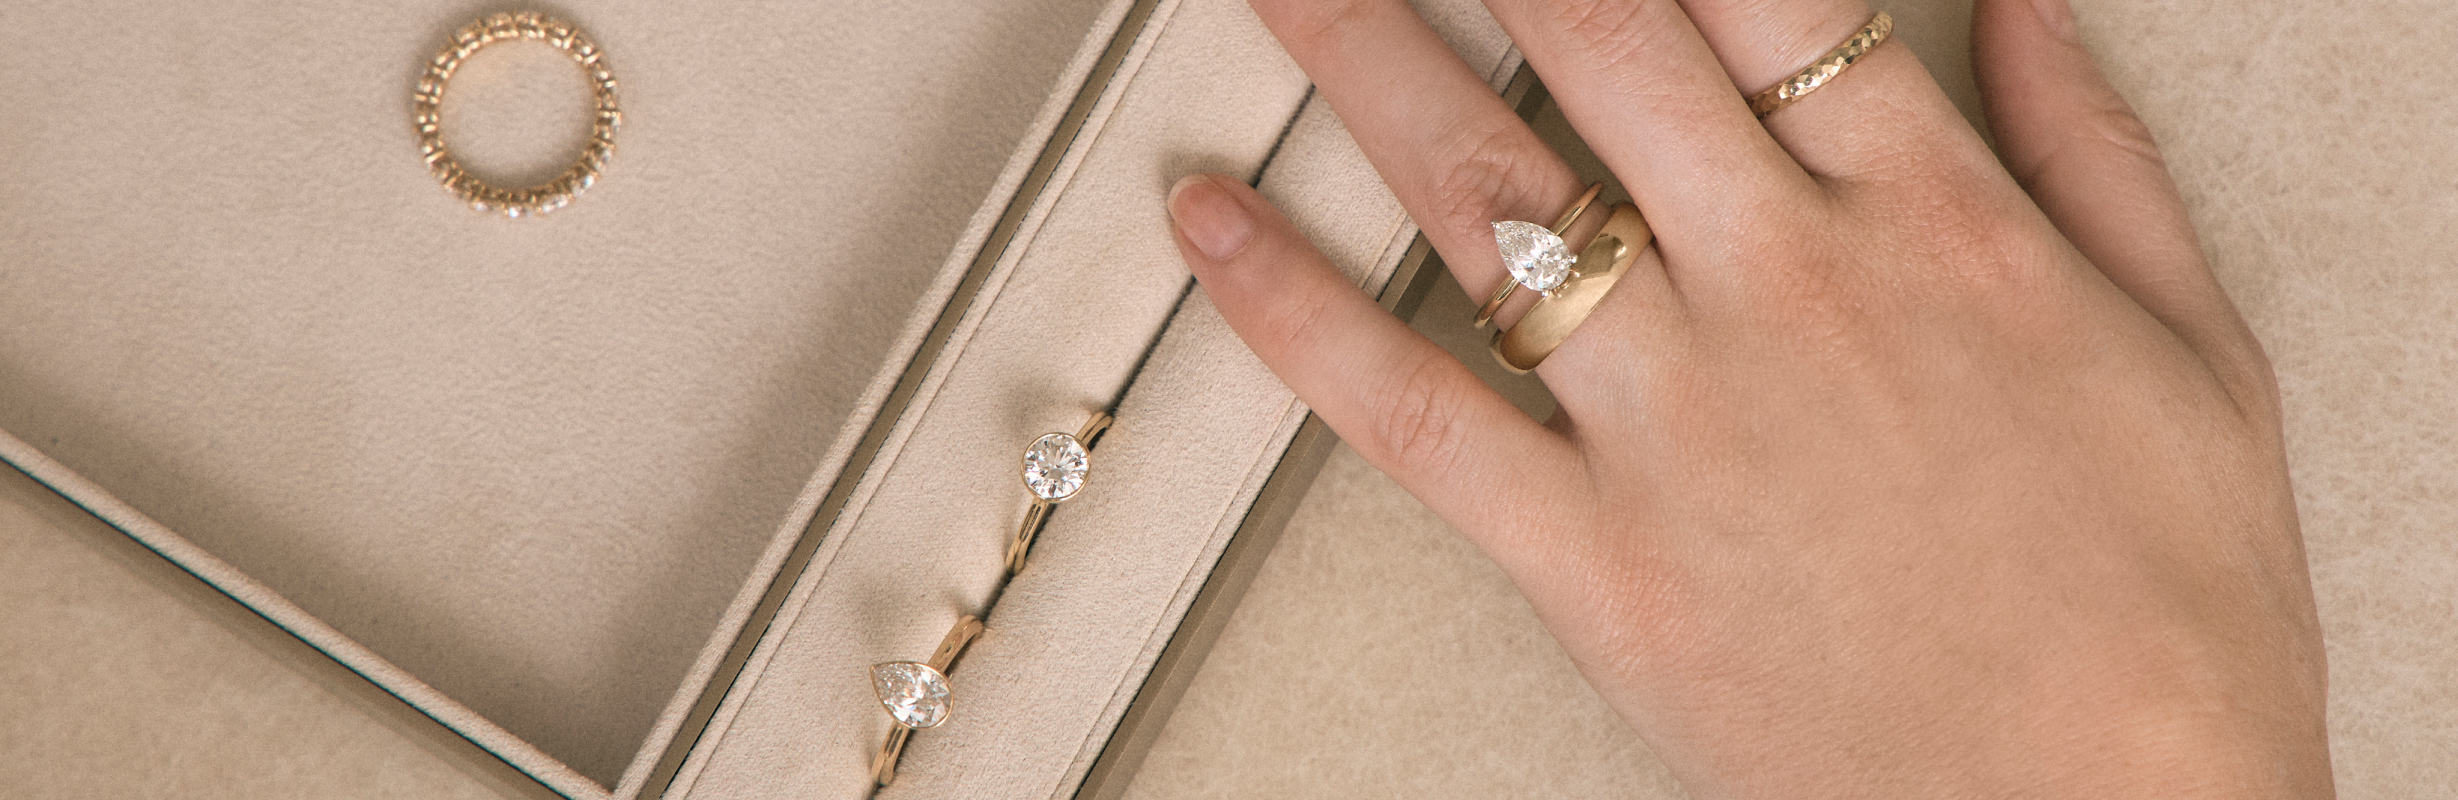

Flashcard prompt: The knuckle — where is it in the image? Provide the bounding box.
[2089,103,2169,171]
[1540,0,1697,101]
[1423,122,1551,236]
[2214,333,2286,429]
[1369,355,1473,476]
[1263,0,1385,54]
[1854,173,2057,299]
[1259,279,1343,360]
[1545,0,1655,60]
[2013,90,2170,190]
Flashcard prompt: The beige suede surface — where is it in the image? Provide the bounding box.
[667,0,1518,796]
[0,463,523,800]
[0,0,1114,792]
[2,0,1497,795]
[3,0,2454,798]
[1123,0,2458,798]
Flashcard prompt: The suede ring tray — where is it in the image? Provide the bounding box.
[0,0,1524,797]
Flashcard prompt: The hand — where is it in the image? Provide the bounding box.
[1165,0,2331,797]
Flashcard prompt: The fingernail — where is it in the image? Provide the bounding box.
[2033,0,2079,42]
[1168,174,1254,261]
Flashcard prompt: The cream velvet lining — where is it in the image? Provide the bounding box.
[663,0,1514,793]
[0,0,1514,796]
[0,456,528,800]
[19,0,2453,797]
[0,0,1119,794]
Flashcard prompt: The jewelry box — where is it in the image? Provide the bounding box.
[0,0,1530,797]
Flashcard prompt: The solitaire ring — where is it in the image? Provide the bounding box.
[1491,202,1655,373]
[1477,182,1605,329]
[871,615,985,786]
[1007,410,1113,575]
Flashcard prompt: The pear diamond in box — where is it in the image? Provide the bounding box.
[870,662,952,729]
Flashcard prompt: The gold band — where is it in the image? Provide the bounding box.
[873,616,985,786]
[413,12,621,217]
[1006,410,1113,575]
[1747,12,1893,118]
[1491,203,1653,373]
[1476,183,1605,330]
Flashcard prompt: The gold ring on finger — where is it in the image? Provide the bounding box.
[1476,182,1605,330]
[1747,12,1893,119]
[1490,202,1654,373]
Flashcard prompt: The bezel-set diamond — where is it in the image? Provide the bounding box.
[871,662,953,729]
[1493,219,1576,294]
[1022,432,1089,502]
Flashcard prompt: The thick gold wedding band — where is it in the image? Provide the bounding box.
[871,615,986,786]
[1747,12,1893,118]
[1477,183,1606,330]
[1490,203,1653,373]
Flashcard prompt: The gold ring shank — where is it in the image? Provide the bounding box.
[1491,203,1653,373]
[1476,182,1605,329]
[1747,12,1893,118]
[1006,501,1053,575]
[1074,410,1115,445]
[413,11,621,217]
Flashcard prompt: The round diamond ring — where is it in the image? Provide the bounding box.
[1023,432,1089,501]
[1008,410,1113,575]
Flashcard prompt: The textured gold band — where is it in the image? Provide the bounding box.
[1747,12,1893,118]
[1491,203,1653,373]
[413,12,621,217]
[1476,182,1605,330]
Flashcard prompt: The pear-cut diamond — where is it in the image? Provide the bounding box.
[1023,433,1088,501]
[871,662,952,729]
[1493,220,1575,293]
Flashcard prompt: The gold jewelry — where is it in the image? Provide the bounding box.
[1008,411,1113,575]
[413,12,621,217]
[1747,12,1893,118]
[1477,183,1605,329]
[1491,203,1653,373]
[871,615,985,786]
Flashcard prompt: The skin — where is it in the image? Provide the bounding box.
[1163,0,2333,797]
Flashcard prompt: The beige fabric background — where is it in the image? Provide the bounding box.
[1121,0,2458,798]
[0,0,1115,791]
[0,462,520,800]
[2,0,2452,798]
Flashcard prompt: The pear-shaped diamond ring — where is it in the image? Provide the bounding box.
[872,615,986,785]
[1476,182,1604,329]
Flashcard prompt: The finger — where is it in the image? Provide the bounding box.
[1169,173,1586,543]
[1246,0,1585,325]
[1681,1,1986,183]
[1973,0,2260,366]
[1479,0,1813,240]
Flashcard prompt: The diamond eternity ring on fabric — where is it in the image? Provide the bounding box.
[413,11,621,217]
